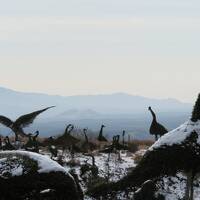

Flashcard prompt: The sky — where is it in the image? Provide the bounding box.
[0,0,199,103]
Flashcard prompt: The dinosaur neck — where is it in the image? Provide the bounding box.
[84,132,89,143]
[112,136,116,144]
[64,127,69,135]
[7,138,10,144]
[99,126,104,137]
[122,131,125,145]
[64,125,73,136]
[116,135,120,143]
[64,128,72,136]
[34,132,39,139]
[150,109,157,122]
[28,136,32,141]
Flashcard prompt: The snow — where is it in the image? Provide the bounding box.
[40,189,53,194]
[1,148,200,199]
[0,157,23,177]
[150,120,200,150]
[63,152,135,183]
[157,173,200,200]
[0,150,66,175]
[67,151,135,200]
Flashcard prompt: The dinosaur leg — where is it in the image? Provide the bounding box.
[15,133,19,142]
[155,135,158,141]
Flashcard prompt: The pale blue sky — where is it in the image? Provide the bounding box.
[0,0,199,102]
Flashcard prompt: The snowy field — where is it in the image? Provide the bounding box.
[1,148,200,199]
[42,149,200,200]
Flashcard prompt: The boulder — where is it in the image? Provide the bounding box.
[0,150,82,200]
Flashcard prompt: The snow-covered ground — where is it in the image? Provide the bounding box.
[157,173,200,200]
[63,151,135,182]
[1,148,200,199]
[42,149,200,200]
[47,149,200,200]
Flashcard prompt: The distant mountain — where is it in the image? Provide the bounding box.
[0,87,192,117]
[0,87,193,139]
[58,109,101,119]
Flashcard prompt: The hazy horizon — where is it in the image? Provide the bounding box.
[0,0,200,102]
[0,85,194,104]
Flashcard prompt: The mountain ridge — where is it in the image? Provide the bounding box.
[0,86,189,104]
[0,86,192,116]
[0,86,192,139]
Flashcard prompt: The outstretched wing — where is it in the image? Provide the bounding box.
[0,116,13,128]
[14,106,55,128]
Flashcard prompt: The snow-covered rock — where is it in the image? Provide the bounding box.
[150,120,200,150]
[0,150,82,200]
[0,150,66,176]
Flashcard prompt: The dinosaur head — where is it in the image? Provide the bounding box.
[83,128,88,133]
[148,106,152,111]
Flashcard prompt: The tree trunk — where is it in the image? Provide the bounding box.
[190,174,194,200]
[185,175,190,200]
[184,172,195,200]
[118,151,121,161]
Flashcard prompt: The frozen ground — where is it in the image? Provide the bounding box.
[157,173,200,200]
[1,148,200,199]
[64,151,135,182]
[49,149,200,200]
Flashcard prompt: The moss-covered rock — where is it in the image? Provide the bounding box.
[0,151,82,200]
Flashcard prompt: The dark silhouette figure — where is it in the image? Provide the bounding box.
[148,106,168,140]
[48,137,58,158]
[33,130,39,141]
[32,131,39,150]
[101,135,119,153]
[24,133,33,147]
[3,136,15,150]
[80,154,98,178]
[81,128,96,152]
[0,137,2,150]
[122,130,126,147]
[113,135,120,148]
[24,131,40,152]
[55,124,80,156]
[97,125,107,142]
[100,134,127,153]
[83,128,89,144]
[0,106,54,141]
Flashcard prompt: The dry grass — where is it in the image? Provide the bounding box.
[128,139,153,150]
[129,139,154,146]
[133,149,147,164]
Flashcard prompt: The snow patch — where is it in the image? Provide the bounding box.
[0,150,66,174]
